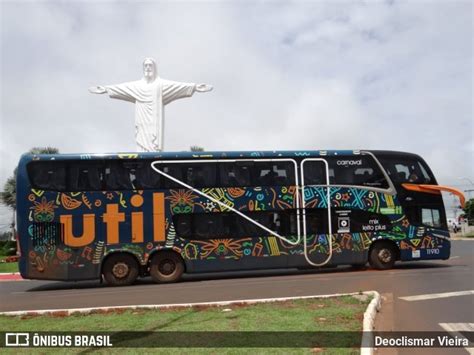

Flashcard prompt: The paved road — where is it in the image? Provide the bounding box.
[1,241,473,353]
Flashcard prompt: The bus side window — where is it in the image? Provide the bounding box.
[134,161,160,189]
[253,162,295,187]
[379,158,433,185]
[329,156,389,188]
[277,211,298,236]
[183,164,216,188]
[28,162,66,191]
[105,161,132,190]
[161,165,183,188]
[421,208,441,228]
[219,163,252,187]
[273,163,295,185]
[193,214,224,239]
[305,209,329,234]
[303,161,327,185]
[68,163,104,191]
[173,214,192,238]
[254,163,274,186]
[236,211,274,237]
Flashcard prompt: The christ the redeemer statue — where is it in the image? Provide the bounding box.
[89,58,212,152]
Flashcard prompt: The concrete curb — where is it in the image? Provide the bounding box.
[361,291,382,355]
[0,272,20,275]
[0,291,381,353]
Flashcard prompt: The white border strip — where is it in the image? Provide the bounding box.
[0,291,381,355]
[399,290,474,301]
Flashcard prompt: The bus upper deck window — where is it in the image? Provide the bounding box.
[219,163,252,187]
[28,162,66,191]
[161,165,183,188]
[183,164,216,188]
[329,156,389,188]
[253,162,295,186]
[303,161,327,185]
[105,161,132,190]
[378,156,434,185]
[134,161,160,189]
[69,163,103,191]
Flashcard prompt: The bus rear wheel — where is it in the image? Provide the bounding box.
[150,251,184,283]
[103,254,139,286]
[369,242,397,270]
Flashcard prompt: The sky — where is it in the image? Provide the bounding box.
[0,0,472,230]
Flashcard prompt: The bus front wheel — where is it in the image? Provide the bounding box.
[369,242,397,270]
[102,253,139,286]
[150,251,184,283]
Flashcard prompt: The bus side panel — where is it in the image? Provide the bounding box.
[22,190,105,281]
[399,230,451,261]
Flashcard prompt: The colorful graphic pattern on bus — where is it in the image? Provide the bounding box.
[24,182,449,278]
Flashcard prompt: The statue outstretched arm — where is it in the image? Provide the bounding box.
[89,82,139,103]
[162,80,213,105]
[195,83,213,93]
[88,85,107,94]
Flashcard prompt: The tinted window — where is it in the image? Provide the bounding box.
[161,165,183,188]
[328,156,389,188]
[421,208,441,228]
[378,156,433,184]
[182,164,216,188]
[68,162,104,191]
[173,211,297,239]
[219,162,252,187]
[155,164,217,189]
[105,161,133,190]
[128,160,160,189]
[252,162,295,186]
[28,162,66,191]
[174,214,192,238]
[303,161,327,185]
[306,209,329,234]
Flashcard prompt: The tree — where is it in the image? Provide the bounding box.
[1,146,59,212]
[190,146,204,152]
[462,198,474,226]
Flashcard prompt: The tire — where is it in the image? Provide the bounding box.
[102,253,139,286]
[150,251,184,283]
[369,242,397,270]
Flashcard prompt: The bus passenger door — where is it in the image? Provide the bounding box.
[299,159,333,267]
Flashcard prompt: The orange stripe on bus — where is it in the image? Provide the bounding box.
[153,193,166,242]
[131,212,144,243]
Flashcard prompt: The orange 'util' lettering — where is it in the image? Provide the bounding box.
[103,204,125,245]
[60,214,96,247]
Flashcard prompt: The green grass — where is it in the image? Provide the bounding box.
[0,261,18,273]
[0,295,369,354]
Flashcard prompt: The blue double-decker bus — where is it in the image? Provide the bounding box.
[16,150,465,285]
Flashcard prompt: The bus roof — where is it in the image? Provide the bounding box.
[19,149,424,162]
